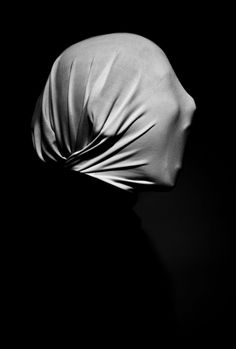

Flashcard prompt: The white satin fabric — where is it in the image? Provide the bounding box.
[32,33,196,191]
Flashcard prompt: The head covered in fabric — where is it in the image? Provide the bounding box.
[32,33,196,191]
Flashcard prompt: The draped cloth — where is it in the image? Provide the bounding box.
[32,33,196,191]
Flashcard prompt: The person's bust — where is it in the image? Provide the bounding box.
[30,33,196,342]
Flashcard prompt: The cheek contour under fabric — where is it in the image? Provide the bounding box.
[32,33,196,191]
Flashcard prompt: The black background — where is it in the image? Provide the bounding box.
[7,2,234,344]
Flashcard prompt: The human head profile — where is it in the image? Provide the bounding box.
[32,33,196,192]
